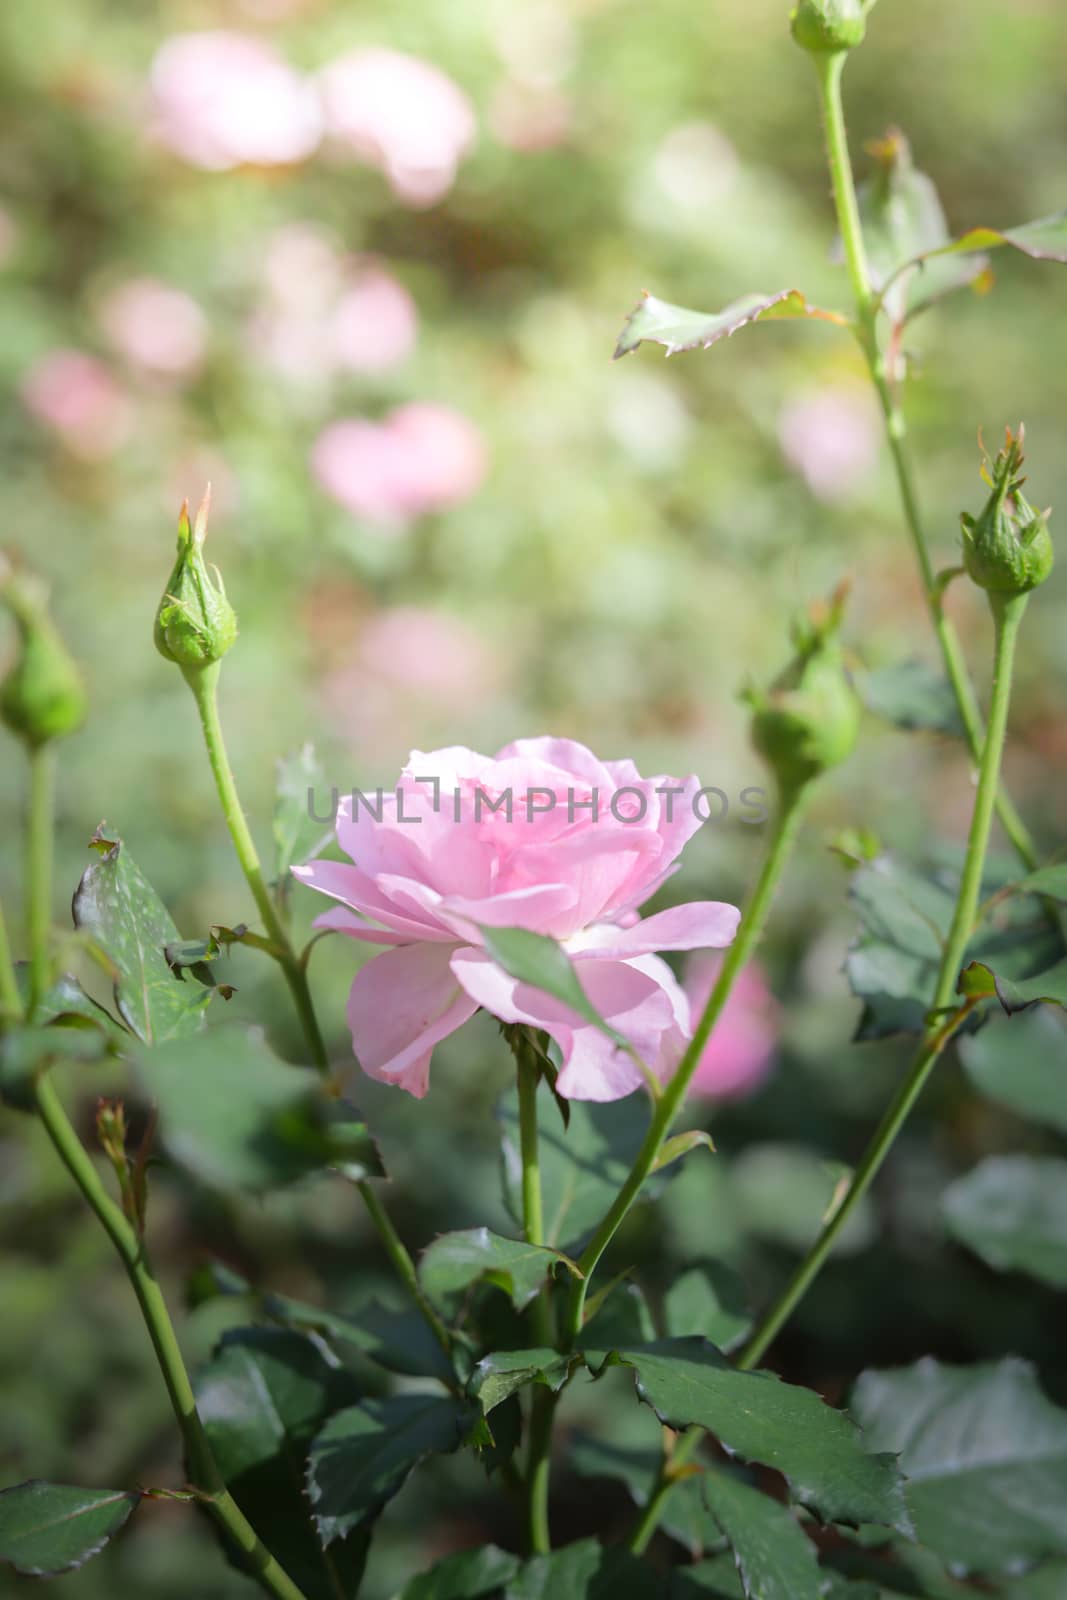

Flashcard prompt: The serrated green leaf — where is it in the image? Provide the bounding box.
[506,1539,662,1600]
[664,1265,751,1354]
[420,1227,581,1313]
[670,1555,745,1597]
[569,1422,721,1559]
[614,290,847,360]
[1013,864,1067,902]
[479,926,633,1057]
[308,1395,474,1542]
[943,1155,1067,1287]
[701,1469,822,1600]
[912,210,1067,269]
[0,1021,112,1110]
[961,956,1067,1013]
[729,1145,875,1256]
[469,1348,576,1413]
[397,1545,521,1600]
[851,1358,1067,1572]
[72,827,209,1043]
[582,1340,909,1534]
[959,1008,1067,1132]
[654,1130,715,1171]
[274,745,334,891]
[0,1482,139,1576]
[498,1085,651,1250]
[196,1327,368,1599]
[861,661,964,738]
[136,1025,383,1192]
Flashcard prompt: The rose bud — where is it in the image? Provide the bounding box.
[0,559,87,748]
[791,0,874,54]
[154,487,238,675]
[960,426,1053,599]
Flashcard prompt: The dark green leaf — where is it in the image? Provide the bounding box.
[135,1025,382,1192]
[30,970,125,1036]
[654,1130,715,1171]
[729,1145,875,1256]
[469,1348,576,1413]
[569,1432,720,1558]
[1014,864,1067,903]
[72,827,209,1043]
[265,1292,454,1386]
[479,927,632,1056]
[701,1468,822,1600]
[0,1482,139,1576]
[583,1340,909,1533]
[0,1021,112,1110]
[943,1155,1067,1287]
[308,1395,474,1541]
[959,1007,1067,1132]
[851,1358,1067,1572]
[274,745,334,889]
[670,1555,745,1597]
[1004,1564,1067,1599]
[398,1545,521,1600]
[196,1327,368,1599]
[420,1227,581,1313]
[580,1281,656,1349]
[614,290,847,360]
[663,1266,751,1354]
[498,1086,651,1250]
[506,1539,662,1600]
[861,661,964,737]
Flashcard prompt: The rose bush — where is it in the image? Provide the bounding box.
[295,738,739,1099]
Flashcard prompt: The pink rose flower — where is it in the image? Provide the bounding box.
[294,738,740,1101]
[318,48,475,207]
[330,267,418,374]
[149,32,322,171]
[684,954,778,1100]
[20,350,131,460]
[311,404,485,528]
[98,278,208,379]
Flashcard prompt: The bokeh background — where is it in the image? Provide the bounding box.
[2,0,1067,1593]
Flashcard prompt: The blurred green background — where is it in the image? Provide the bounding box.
[2,0,1067,1593]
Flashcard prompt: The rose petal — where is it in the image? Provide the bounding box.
[346,942,476,1097]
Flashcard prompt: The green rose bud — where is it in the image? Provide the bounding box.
[0,560,87,748]
[791,0,873,53]
[154,488,238,674]
[960,426,1053,598]
[745,582,860,799]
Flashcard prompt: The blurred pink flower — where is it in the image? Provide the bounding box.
[150,32,321,171]
[98,278,207,379]
[684,954,778,1100]
[490,82,571,153]
[20,350,131,460]
[320,606,500,751]
[318,48,475,206]
[331,267,417,373]
[778,384,879,503]
[293,738,740,1099]
[311,403,485,528]
[263,223,345,308]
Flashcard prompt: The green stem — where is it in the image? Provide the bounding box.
[632,595,1028,1552]
[738,591,1028,1364]
[182,663,446,1367]
[355,1178,455,1370]
[183,663,329,1073]
[34,1071,309,1600]
[814,50,1038,872]
[562,785,808,1346]
[27,742,55,1015]
[514,1033,553,1555]
[0,893,22,1023]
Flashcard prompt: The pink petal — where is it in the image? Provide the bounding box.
[311,905,415,946]
[291,859,453,941]
[492,736,613,789]
[346,943,477,1097]
[436,883,579,937]
[571,901,741,960]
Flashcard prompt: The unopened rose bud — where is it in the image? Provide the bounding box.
[960,427,1053,599]
[154,488,238,675]
[0,560,87,748]
[745,582,860,799]
[791,0,873,53]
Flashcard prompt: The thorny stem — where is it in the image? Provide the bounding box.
[814,48,1038,871]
